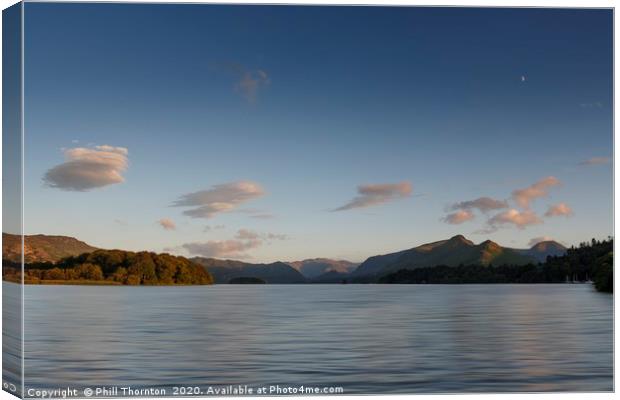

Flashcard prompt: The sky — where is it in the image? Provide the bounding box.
[20,4,613,263]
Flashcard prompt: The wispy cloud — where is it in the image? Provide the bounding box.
[450,197,508,212]
[528,236,554,247]
[249,213,275,219]
[172,181,265,219]
[43,145,128,191]
[236,69,270,103]
[235,228,260,240]
[158,218,176,231]
[182,228,287,259]
[216,62,270,103]
[544,203,573,218]
[512,176,560,209]
[183,239,262,259]
[332,181,412,211]
[204,224,225,232]
[442,210,475,224]
[579,156,610,166]
[487,209,543,230]
[579,102,603,108]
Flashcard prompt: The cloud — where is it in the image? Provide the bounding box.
[450,197,508,212]
[43,145,128,191]
[250,213,275,219]
[511,176,561,209]
[235,229,260,240]
[236,69,270,102]
[182,239,262,259]
[528,236,554,247]
[173,181,265,219]
[544,203,573,218]
[182,228,287,259]
[579,156,610,166]
[580,102,603,108]
[442,210,475,224]
[235,229,288,241]
[333,181,412,211]
[487,209,543,229]
[158,218,176,231]
[203,224,225,232]
[266,233,288,241]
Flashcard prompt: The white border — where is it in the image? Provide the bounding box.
[0,2,615,400]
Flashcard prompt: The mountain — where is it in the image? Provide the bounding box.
[191,257,307,284]
[3,233,98,263]
[287,258,359,279]
[351,235,558,280]
[521,240,567,262]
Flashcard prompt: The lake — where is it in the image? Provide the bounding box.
[3,282,613,395]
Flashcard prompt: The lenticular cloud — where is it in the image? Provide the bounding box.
[43,145,129,191]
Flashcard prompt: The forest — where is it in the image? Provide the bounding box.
[3,249,214,285]
[379,238,613,293]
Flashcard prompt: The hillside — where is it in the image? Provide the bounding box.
[192,257,307,284]
[520,240,567,262]
[379,238,612,292]
[352,235,566,280]
[3,233,98,263]
[287,258,358,278]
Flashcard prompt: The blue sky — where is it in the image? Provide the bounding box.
[22,4,612,262]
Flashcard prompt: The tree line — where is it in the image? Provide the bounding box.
[379,237,613,293]
[3,249,214,285]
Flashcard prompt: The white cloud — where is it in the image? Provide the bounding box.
[528,236,554,247]
[43,145,128,191]
[158,218,176,231]
[512,176,560,209]
[544,203,573,217]
[173,181,265,219]
[442,210,475,224]
[579,156,610,166]
[488,209,543,229]
[333,181,412,211]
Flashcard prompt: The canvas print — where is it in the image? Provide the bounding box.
[2,3,614,398]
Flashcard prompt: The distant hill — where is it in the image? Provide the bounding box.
[351,235,567,280]
[192,257,307,284]
[287,258,358,279]
[520,240,567,262]
[3,233,98,263]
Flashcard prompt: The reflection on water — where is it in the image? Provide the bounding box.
[6,283,613,393]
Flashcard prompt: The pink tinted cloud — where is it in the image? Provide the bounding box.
[158,218,176,231]
[544,203,574,217]
[512,176,561,208]
[442,210,475,224]
[488,209,543,229]
[173,181,265,219]
[333,181,412,211]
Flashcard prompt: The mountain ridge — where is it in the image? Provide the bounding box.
[352,235,567,279]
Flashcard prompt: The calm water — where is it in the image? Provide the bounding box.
[4,283,614,394]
